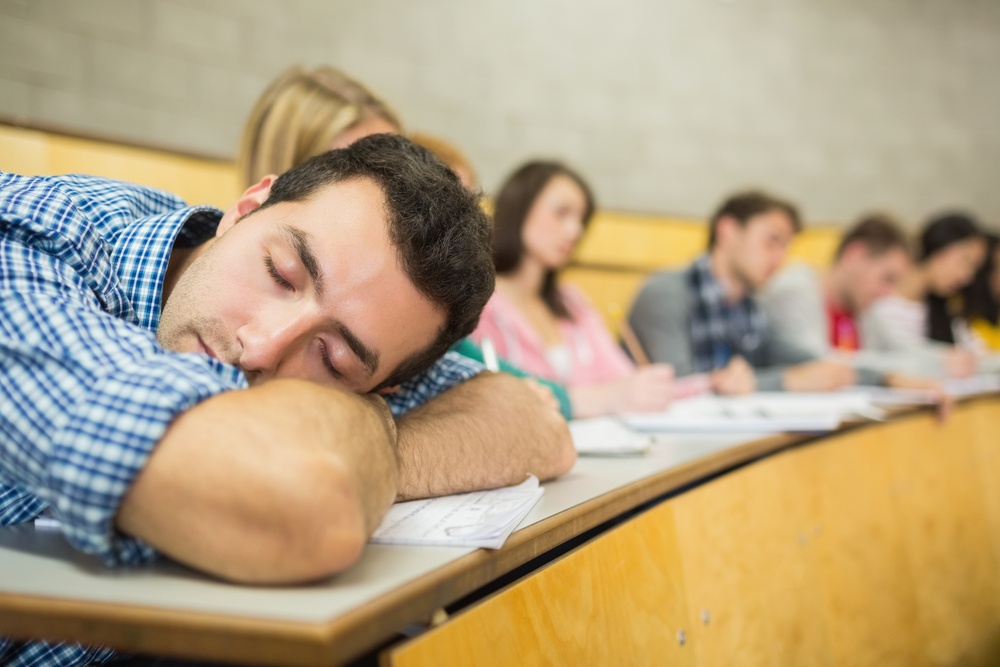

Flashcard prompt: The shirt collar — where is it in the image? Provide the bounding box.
[111,205,222,331]
[692,254,729,307]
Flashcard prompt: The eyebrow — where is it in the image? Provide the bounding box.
[336,321,380,379]
[278,224,379,379]
[280,224,324,299]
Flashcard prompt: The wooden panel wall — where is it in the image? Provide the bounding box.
[386,400,1000,667]
[0,124,239,209]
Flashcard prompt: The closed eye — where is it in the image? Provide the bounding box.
[264,254,293,290]
[319,340,343,380]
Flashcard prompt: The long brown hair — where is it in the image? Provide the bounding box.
[492,161,595,319]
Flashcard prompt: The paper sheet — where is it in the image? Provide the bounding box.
[370,476,543,550]
[619,393,857,433]
[568,417,653,456]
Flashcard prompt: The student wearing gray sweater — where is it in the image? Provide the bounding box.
[628,191,856,394]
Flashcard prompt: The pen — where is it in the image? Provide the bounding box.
[612,303,650,366]
[480,336,501,372]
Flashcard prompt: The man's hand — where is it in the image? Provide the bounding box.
[395,372,575,500]
[884,373,954,421]
[782,360,857,392]
[522,378,562,413]
[710,356,756,395]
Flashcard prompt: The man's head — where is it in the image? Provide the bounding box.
[831,213,911,313]
[159,133,494,393]
[708,190,801,292]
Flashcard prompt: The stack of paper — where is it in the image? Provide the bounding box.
[370,476,543,550]
[568,417,653,456]
[619,393,859,433]
[849,374,1000,406]
[943,374,1000,397]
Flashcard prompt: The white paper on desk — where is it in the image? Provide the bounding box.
[943,374,1000,397]
[619,393,848,433]
[849,375,1000,406]
[569,417,652,456]
[370,476,543,550]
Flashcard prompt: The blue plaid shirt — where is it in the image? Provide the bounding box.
[0,172,482,666]
[686,254,767,371]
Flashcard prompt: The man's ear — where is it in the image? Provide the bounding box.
[376,385,400,396]
[715,215,740,246]
[216,175,277,236]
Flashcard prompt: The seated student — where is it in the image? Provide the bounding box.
[963,233,1000,351]
[239,65,402,186]
[408,133,574,419]
[0,136,574,665]
[628,191,856,394]
[470,161,676,418]
[762,214,945,386]
[862,212,986,377]
[239,66,574,420]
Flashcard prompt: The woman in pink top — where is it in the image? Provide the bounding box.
[472,161,675,417]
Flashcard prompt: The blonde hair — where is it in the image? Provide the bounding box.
[238,65,402,187]
[409,132,478,190]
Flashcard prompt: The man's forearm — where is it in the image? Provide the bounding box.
[116,379,398,584]
[394,372,576,500]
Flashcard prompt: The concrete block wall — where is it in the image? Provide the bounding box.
[0,0,998,225]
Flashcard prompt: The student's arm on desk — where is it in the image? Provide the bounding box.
[394,372,576,501]
[116,379,398,584]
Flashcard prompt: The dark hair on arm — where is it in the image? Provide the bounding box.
[492,161,595,319]
[707,190,801,250]
[260,133,495,388]
[834,212,910,260]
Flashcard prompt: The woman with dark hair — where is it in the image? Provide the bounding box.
[471,161,676,417]
[964,233,1000,350]
[862,212,987,377]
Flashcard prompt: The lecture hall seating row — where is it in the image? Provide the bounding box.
[0,121,842,335]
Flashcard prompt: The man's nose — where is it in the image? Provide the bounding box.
[236,313,310,379]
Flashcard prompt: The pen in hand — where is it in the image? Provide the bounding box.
[480,337,501,372]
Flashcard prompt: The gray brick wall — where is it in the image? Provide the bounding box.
[1,0,998,225]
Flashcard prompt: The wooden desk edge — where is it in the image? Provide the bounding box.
[0,400,961,665]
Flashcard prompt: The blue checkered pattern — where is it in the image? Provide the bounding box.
[686,254,767,371]
[0,172,482,667]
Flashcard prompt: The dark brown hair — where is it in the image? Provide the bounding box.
[707,190,801,249]
[492,161,595,319]
[964,232,1000,325]
[259,133,494,388]
[919,211,983,344]
[834,212,910,260]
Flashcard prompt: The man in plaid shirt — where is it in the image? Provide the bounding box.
[0,134,574,666]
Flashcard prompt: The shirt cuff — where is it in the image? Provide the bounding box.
[385,351,484,417]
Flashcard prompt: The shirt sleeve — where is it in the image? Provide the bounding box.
[760,265,829,359]
[628,273,697,376]
[384,351,484,418]
[1,287,244,567]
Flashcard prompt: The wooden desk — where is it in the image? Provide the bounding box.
[2,398,999,666]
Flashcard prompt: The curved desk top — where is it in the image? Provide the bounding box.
[0,399,965,666]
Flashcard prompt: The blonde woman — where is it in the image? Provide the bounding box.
[238,65,401,187]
